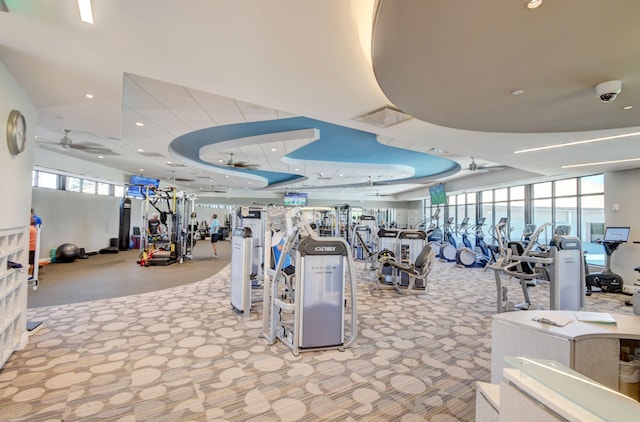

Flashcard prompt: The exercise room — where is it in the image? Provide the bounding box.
[2,1,640,420]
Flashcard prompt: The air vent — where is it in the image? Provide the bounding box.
[166,162,186,168]
[354,105,413,128]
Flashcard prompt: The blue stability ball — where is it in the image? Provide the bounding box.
[55,243,79,263]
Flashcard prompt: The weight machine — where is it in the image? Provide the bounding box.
[234,206,266,280]
[261,206,358,356]
[375,229,434,295]
[352,215,379,268]
[137,186,195,266]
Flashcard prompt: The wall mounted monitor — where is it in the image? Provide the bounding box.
[126,175,160,199]
[284,192,308,207]
[429,183,447,206]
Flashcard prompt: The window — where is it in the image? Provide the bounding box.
[555,178,577,196]
[580,174,604,195]
[533,182,552,198]
[37,171,58,189]
[114,185,124,197]
[579,175,604,266]
[97,182,110,196]
[82,179,96,194]
[66,177,82,192]
[533,198,552,228]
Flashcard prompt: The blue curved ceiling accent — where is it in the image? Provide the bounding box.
[169,116,460,188]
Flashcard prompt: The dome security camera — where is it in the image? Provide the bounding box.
[595,80,622,103]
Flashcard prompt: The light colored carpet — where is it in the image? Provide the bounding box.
[0,260,633,421]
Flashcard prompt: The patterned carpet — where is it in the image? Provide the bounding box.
[0,259,634,421]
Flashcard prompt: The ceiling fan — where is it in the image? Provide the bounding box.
[165,171,195,183]
[200,185,230,194]
[468,157,508,172]
[38,129,118,155]
[224,152,259,169]
[366,189,392,197]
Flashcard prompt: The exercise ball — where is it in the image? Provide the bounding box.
[55,243,79,263]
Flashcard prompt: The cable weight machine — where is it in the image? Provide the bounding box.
[261,206,358,356]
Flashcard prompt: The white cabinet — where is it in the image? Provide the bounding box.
[0,226,29,369]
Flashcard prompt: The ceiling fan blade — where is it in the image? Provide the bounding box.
[233,162,259,169]
[68,144,118,155]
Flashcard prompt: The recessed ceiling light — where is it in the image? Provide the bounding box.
[515,131,640,154]
[527,0,542,9]
[85,93,94,99]
[511,89,526,96]
[562,157,640,169]
[225,175,229,178]
[139,168,144,172]
[77,0,94,23]
[135,122,144,127]
[137,148,144,152]
[295,168,299,171]
[166,161,172,164]
[97,155,104,159]
[271,148,277,152]
[218,159,224,163]
[623,105,633,110]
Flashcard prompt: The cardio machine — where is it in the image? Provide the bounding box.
[585,226,630,294]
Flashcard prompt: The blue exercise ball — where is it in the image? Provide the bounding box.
[55,243,79,263]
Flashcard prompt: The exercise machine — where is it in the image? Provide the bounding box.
[230,226,262,319]
[262,206,357,356]
[376,228,399,289]
[375,229,434,294]
[456,217,487,267]
[438,217,457,262]
[586,226,631,294]
[351,215,378,260]
[489,222,585,313]
[234,206,266,280]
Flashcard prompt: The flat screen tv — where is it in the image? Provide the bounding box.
[284,192,308,206]
[429,184,447,206]
[126,175,160,199]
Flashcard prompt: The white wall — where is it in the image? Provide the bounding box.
[0,61,37,229]
[604,168,640,292]
[32,188,122,257]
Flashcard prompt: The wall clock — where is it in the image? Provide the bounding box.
[6,109,27,156]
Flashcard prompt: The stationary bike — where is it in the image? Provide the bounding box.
[585,226,630,294]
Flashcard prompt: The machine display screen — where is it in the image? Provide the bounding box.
[603,226,630,242]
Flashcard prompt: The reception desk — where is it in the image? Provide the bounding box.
[491,310,640,390]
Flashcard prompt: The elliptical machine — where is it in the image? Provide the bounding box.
[456,217,487,267]
[585,226,631,294]
[438,217,457,262]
